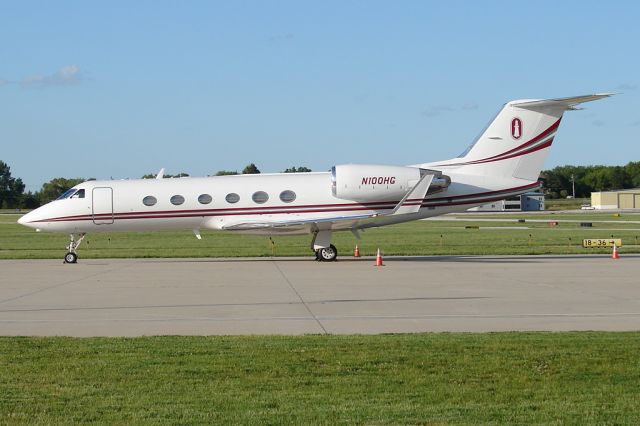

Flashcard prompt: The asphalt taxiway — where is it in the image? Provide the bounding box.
[1,255,639,336]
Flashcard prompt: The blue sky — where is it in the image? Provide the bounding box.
[2,1,638,191]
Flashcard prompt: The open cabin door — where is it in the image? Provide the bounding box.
[92,187,114,225]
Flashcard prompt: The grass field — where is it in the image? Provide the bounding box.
[3,214,640,424]
[544,197,590,210]
[1,333,639,424]
[2,211,639,259]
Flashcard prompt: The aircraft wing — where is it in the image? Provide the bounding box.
[221,172,438,233]
[221,213,377,232]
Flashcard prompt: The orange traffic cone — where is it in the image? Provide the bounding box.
[375,248,384,266]
[612,243,620,259]
[354,245,361,258]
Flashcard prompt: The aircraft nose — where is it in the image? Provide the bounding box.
[17,213,28,225]
[17,210,37,228]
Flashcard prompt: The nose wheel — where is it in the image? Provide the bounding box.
[315,244,338,262]
[64,233,86,264]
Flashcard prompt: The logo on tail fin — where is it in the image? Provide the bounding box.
[511,118,522,140]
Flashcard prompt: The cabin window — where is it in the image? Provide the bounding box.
[252,191,269,204]
[142,196,157,206]
[225,193,240,204]
[70,189,85,199]
[198,194,212,204]
[279,190,296,203]
[170,195,185,206]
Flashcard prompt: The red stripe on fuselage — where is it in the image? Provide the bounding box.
[30,182,541,224]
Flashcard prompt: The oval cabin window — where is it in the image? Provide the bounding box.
[225,193,240,204]
[198,194,212,204]
[142,196,157,206]
[170,195,185,205]
[252,191,269,204]
[279,190,296,203]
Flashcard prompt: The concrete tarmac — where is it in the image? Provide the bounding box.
[1,255,639,336]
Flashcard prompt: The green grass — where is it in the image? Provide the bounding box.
[1,333,639,424]
[3,214,640,423]
[544,197,590,210]
[2,212,640,259]
[450,211,638,221]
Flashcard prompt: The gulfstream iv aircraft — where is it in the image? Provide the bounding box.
[19,94,612,263]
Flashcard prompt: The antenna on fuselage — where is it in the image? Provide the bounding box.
[156,168,165,179]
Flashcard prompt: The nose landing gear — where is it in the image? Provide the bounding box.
[64,233,86,264]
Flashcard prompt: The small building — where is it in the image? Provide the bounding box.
[521,192,545,211]
[467,200,506,212]
[468,192,545,212]
[591,189,640,209]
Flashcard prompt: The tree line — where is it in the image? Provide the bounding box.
[0,161,87,209]
[0,161,312,209]
[5,158,640,209]
[541,162,640,199]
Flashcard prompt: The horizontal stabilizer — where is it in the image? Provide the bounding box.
[512,93,614,110]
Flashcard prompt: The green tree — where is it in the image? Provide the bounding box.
[0,161,25,209]
[283,166,312,173]
[625,161,640,188]
[215,170,238,176]
[38,177,86,204]
[19,191,40,209]
[542,163,638,197]
[242,163,260,174]
[582,166,626,192]
[142,172,190,179]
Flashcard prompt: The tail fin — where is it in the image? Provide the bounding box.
[430,94,613,181]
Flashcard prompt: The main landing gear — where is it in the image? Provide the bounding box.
[311,230,338,262]
[64,233,86,264]
[315,244,338,262]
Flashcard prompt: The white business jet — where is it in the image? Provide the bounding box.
[19,94,612,263]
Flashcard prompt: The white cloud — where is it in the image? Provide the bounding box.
[18,65,83,88]
[58,65,80,82]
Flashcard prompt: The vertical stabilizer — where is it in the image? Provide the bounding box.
[427,94,613,182]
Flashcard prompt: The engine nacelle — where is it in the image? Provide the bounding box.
[331,164,425,202]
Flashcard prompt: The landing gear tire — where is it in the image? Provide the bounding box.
[64,233,86,264]
[316,244,338,262]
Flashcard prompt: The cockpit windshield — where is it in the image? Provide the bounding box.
[71,189,85,199]
[56,188,85,200]
[57,189,77,200]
